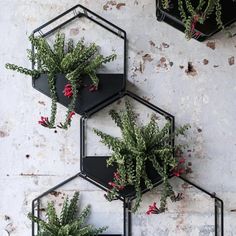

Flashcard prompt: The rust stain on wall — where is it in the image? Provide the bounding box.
[203,59,209,65]
[103,1,117,10]
[70,28,80,36]
[206,41,216,50]
[116,3,126,9]
[0,130,9,138]
[228,56,235,66]
[50,191,62,197]
[185,62,197,76]
[142,53,153,62]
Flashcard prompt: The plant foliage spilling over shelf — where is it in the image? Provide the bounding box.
[6,33,116,129]
[94,101,189,213]
[29,191,107,236]
[162,0,224,39]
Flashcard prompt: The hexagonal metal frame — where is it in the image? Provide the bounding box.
[31,4,127,115]
[127,176,224,236]
[31,172,128,236]
[80,90,175,200]
[28,4,225,236]
[156,0,236,41]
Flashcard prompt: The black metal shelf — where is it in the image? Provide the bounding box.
[32,4,127,116]
[156,0,236,41]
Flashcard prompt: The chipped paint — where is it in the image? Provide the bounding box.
[203,59,209,65]
[228,56,235,66]
[206,41,216,50]
[185,62,197,76]
[1,1,236,236]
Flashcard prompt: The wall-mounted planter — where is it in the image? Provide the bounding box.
[34,73,124,115]
[80,90,175,200]
[82,156,164,198]
[32,172,126,236]
[32,4,126,116]
[156,0,236,41]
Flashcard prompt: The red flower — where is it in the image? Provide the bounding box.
[108,181,117,188]
[67,111,75,121]
[191,15,199,31]
[63,84,73,98]
[89,84,98,92]
[38,116,50,127]
[108,181,124,190]
[114,172,121,180]
[173,168,185,177]
[118,185,125,190]
[146,202,161,215]
[179,157,186,164]
[194,31,202,38]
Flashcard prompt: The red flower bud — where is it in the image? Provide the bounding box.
[146,202,161,215]
[89,84,98,92]
[179,158,186,164]
[63,84,73,98]
[67,111,75,121]
[38,116,50,127]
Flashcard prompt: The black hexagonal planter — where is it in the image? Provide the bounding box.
[80,90,175,200]
[156,0,236,41]
[31,172,127,236]
[32,4,126,115]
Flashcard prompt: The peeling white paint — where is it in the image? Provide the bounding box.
[0,0,236,235]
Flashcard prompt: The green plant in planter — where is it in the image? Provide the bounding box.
[28,191,107,236]
[162,0,224,39]
[94,102,190,213]
[6,33,116,129]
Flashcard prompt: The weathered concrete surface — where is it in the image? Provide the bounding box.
[0,0,236,235]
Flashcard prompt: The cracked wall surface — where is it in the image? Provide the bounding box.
[0,0,236,235]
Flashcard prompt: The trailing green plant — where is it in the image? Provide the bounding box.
[161,0,224,39]
[28,191,107,236]
[94,101,190,213]
[6,33,116,129]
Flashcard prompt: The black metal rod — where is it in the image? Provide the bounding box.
[31,201,35,236]
[80,116,85,172]
[32,4,127,114]
[128,200,132,236]
[179,176,216,198]
[41,15,79,38]
[32,173,81,202]
[77,5,126,36]
[85,92,124,117]
[79,172,124,201]
[221,199,224,236]
[86,92,124,117]
[123,198,126,236]
[85,14,125,39]
[33,4,126,38]
[37,199,40,232]
[33,5,80,33]
[216,198,224,236]
[179,176,224,235]
[215,198,218,236]
[125,91,175,120]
